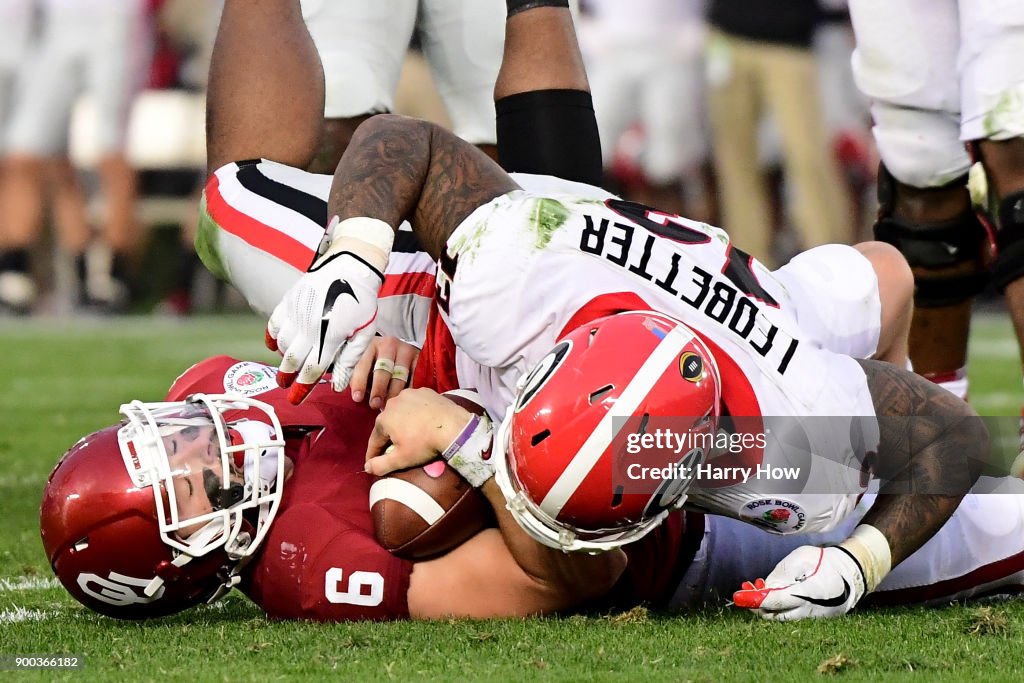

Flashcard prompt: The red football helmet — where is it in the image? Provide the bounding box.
[40,394,286,619]
[494,311,721,552]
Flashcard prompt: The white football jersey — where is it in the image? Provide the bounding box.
[434,179,880,534]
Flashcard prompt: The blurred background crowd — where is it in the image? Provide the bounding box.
[0,0,877,317]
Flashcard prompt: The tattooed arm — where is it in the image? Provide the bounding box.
[856,358,987,566]
[264,114,520,403]
[328,114,520,259]
[733,359,987,620]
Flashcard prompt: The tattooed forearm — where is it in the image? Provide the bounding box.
[856,359,988,566]
[327,114,519,259]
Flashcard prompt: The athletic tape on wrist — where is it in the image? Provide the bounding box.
[839,524,892,592]
[506,0,569,17]
[318,216,395,273]
[441,413,495,487]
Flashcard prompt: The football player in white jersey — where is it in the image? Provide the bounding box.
[846,1,1024,407]
[199,0,998,621]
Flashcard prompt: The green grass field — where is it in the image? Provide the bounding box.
[2,312,1023,682]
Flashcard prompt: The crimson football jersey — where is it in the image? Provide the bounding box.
[587,510,706,612]
[167,355,414,621]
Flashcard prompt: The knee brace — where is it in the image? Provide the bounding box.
[495,89,603,186]
[873,166,989,307]
[992,189,1024,291]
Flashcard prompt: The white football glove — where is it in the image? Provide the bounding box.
[266,217,394,404]
[733,545,866,621]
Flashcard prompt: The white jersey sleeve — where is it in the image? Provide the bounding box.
[198,159,435,346]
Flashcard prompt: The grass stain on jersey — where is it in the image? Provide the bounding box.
[983,88,1024,137]
[530,198,569,249]
[449,220,493,263]
[195,194,230,282]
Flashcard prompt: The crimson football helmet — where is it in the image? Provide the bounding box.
[40,394,286,619]
[494,311,721,552]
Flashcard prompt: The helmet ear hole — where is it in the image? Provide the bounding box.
[611,485,624,508]
[588,384,615,404]
[531,429,551,447]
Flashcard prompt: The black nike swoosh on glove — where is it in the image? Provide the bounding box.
[318,280,358,364]
[792,578,851,608]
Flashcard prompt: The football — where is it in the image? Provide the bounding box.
[369,390,494,560]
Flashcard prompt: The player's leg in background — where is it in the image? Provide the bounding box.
[956,0,1024,424]
[197,0,332,317]
[417,0,504,162]
[814,8,876,244]
[72,4,153,312]
[0,5,92,315]
[763,38,853,252]
[576,7,638,196]
[976,139,1024,405]
[848,0,985,401]
[205,0,323,175]
[705,31,773,265]
[636,35,709,220]
[0,0,35,314]
[300,0,417,174]
[494,1,603,185]
[874,172,984,397]
[578,0,711,219]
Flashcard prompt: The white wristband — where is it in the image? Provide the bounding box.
[318,216,395,273]
[838,524,892,592]
[441,413,495,488]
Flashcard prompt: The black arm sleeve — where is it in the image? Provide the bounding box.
[495,89,604,186]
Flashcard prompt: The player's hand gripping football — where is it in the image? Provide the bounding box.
[364,388,473,474]
[266,217,394,404]
[733,545,866,620]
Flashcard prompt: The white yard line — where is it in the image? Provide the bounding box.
[0,606,57,624]
[0,577,60,592]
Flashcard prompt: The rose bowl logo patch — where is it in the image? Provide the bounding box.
[223,362,279,397]
[739,498,807,533]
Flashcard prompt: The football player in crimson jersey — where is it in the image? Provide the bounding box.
[40,350,1024,622]
[195,0,1000,620]
[41,350,629,621]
